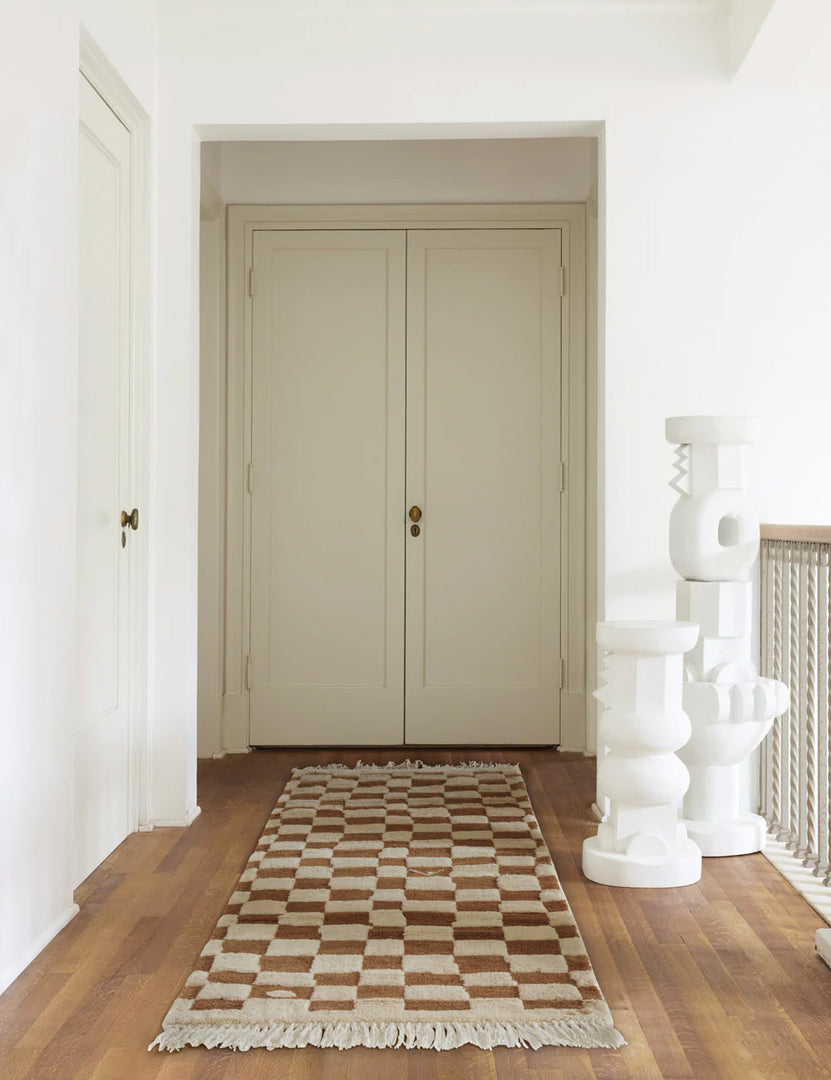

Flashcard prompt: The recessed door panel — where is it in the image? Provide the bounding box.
[249,231,406,744]
[404,230,562,744]
[76,73,132,884]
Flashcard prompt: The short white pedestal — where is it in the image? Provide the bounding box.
[582,621,702,889]
[582,829,702,889]
[685,814,768,857]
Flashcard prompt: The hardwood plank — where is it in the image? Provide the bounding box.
[2,749,831,1079]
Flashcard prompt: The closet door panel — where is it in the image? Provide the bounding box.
[405,229,562,744]
[249,230,406,744]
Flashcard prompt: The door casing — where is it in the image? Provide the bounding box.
[219,203,590,753]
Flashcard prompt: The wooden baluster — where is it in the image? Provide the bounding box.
[796,542,810,860]
[817,545,829,881]
[804,543,818,869]
[760,539,772,821]
[771,540,785,838]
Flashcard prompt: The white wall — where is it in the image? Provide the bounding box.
[6,0,831,992]
[0,0,157,994]
[214,137,595,205]
[159,2,831,762]
[729,0,776,74]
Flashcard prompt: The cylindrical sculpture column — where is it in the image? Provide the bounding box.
[667,416,790,856]
[582,620,702,889]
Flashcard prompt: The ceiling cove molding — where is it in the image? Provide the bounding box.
[159,0,726,16]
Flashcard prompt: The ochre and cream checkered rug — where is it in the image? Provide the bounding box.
[151,763,624,1052]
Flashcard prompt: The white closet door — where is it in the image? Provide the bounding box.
[76,74,132,884]
[405,230,562,745]
[249,231,406,744]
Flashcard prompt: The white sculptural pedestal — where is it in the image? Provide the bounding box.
[666,416,789,857]
[582,620,702,889]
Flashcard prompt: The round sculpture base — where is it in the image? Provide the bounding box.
[582,836,702,888]
[683,813,767,857]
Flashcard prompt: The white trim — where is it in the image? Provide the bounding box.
[197,210,227,759]
[228,202,588,228]
[221,691,250,752]
[147,805,203,830]
[0,903,79,996]
[816,929,831,969]
[762,838,831,927]
[585,152,601,763]
[80,31,152,831]
[223,203,591,752]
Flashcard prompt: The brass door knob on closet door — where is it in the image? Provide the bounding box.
[409,506,422,523]
[121,508,139,530]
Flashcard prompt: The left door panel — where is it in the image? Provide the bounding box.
[76,74,132,885]
[249,230,407,745]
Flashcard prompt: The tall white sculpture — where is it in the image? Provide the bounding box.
[666,416,790,856]
[582,621,703,888]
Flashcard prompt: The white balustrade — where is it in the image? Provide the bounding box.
[760,531,831,881]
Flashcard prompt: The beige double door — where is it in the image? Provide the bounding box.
[250,228,562,746]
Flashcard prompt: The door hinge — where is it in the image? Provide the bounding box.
[245,654,253,691]
[248,267,256,299]
[247,462,254,494]
[558,658,565,690]
[559,266,566,297]
[559,460,566,493]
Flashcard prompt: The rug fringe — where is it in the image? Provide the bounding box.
[150,1017,626,1052]
[291,760,521,775]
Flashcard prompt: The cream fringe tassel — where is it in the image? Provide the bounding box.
[291,760,521,775]
[150,1017,626,1052]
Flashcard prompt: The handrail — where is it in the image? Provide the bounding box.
[760,524,831,544]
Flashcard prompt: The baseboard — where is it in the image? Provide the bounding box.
[762,837,831,927]
[222,692,249,753]
[146,805,202,830]
[559,692,588,753]
[816,929,831,968]
[0,902,79,996]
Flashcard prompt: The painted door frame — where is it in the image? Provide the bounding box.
[220,203,591,754]
[80,31,152,831]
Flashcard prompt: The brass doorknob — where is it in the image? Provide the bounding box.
[409,506,422,523]
[121,508,139,531]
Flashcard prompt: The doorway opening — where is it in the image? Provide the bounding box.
[197,136,599,759]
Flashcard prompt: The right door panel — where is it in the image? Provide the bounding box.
[405,230,562,744]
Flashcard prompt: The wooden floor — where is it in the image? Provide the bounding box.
[2,749,831,1080]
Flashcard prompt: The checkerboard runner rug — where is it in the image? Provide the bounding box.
[151,763,625,1052]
